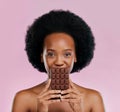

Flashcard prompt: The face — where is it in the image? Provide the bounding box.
[41,33,77,75]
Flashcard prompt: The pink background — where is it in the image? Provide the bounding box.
[0,0,120,112]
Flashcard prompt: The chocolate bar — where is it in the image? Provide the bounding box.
[49,67,70,90]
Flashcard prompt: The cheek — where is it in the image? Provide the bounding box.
[45,58,55,67]
[43,56,55,74]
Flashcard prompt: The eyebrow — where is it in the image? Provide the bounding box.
[47,49,54,51]
[47,49,72,51]
[63,49,72,51]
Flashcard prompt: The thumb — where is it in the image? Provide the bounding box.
[44,79,51,91]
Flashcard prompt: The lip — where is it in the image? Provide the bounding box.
[49,66,69,69]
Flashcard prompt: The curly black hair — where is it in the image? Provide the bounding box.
[25,9,95,73]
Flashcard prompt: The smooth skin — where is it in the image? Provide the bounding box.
[12,33,105,112]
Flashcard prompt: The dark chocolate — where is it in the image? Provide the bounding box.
[50,67,70,90]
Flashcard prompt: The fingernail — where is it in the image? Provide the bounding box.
[58,90,61,92]
[61,91,64,94]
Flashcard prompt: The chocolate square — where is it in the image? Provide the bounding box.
[50,67,70,90]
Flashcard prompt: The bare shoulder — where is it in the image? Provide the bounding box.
[13,81,45,102]
[75,83,103,100]
[84,87,103,101]
[14,89,36,102]
[86,88,105,112]
[12,89,36,112]
[12,82,45,112]
[75,84,105,112]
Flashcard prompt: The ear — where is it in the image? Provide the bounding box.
[74,56,77,63]
[74,57,77,63]
[41,54,43,62]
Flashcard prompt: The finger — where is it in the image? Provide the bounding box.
[61,98,81,103]
[42,79,51,92]
[38,95,61,103]
[61,93,76,99]
[42,98,61,105]
[44,94,61,100]
[48,90,61,94]
[61,89,77,94]
[61,89,72,95]
[38,99,61,106]
[71,89,81,96]
[69,79,76,89]
[48,99,61,104]
[45,79,51,89]
[61,88,81,97]
[38,90,61,99]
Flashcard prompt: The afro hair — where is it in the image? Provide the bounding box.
[25,9,95,73]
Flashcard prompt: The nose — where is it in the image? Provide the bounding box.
[54,56,64,67]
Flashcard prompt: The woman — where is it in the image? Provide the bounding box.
[12,10,105,112]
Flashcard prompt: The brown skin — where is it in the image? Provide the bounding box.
[12,33,105,112]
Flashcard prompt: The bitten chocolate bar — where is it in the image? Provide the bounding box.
[49,67,70,90]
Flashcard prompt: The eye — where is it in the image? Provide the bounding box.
[64,52,72,58]
[46,52,55,57]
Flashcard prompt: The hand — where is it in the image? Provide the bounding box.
[61,79,84,112]
[37,79,61,112]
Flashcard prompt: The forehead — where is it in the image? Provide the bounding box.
[44,33,75,49]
